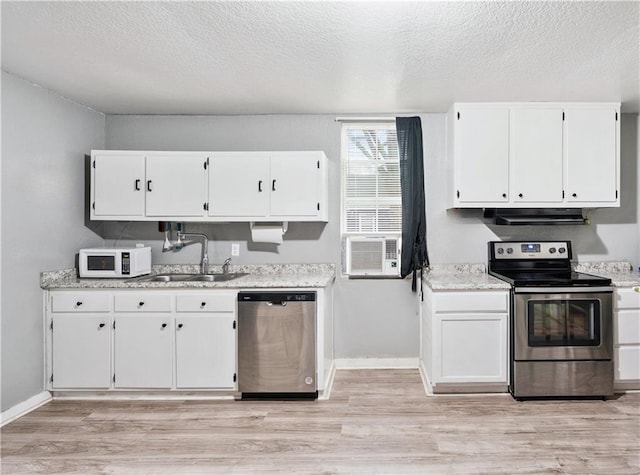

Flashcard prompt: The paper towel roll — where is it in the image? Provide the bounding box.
[249,222,288,244]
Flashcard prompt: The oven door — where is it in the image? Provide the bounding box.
[513,288,613,361]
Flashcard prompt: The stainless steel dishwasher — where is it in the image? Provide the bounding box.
[237,291,317,398]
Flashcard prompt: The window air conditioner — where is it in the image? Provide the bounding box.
[346,236,401,277]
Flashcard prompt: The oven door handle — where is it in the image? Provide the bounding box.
[514,286,613,294]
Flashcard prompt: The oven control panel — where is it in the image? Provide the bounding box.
[491,241,571,260]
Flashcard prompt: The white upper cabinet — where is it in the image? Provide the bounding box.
[93,152,145,217]
[209,153,270,217]
[269,152,323,218]
[565,107,619,204]
[452,107,509,204]
[450,102,620,208]
[510,108,563,203]
[208,151,327,221]
[145,154,208,217]
[91,150,328,222]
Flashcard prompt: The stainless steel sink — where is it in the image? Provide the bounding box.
[189,273,248,282]
[137,273,247,283]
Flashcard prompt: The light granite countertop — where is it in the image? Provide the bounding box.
[423,261,640,291]
[41,264,336,290]
[423,264,511,291]
[574,261,640,287]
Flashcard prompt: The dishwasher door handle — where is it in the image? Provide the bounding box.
[266,301,287,307]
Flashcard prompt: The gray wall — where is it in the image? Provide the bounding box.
[104,114,422,359]
[104,112,639,359]
[1,72,105,411]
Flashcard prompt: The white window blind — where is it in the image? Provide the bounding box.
[341,123,402,234]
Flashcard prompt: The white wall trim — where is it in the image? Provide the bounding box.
[1,391,52,427]
[318,359,336,400]
[418,360,434,396]
[334,357,419,369]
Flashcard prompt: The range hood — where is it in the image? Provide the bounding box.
[484,208,586,225]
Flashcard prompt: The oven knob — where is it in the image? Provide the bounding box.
[506,247,513,254]
[497,248,504,255]
[559,247,566,254]
[549,247,556,254]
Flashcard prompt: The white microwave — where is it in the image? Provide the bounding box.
[79,247,151,278]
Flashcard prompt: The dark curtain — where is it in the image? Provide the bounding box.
[396,116,429,291]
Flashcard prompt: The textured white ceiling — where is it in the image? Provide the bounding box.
[2,1,638,114]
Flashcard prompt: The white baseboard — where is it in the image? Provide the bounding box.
[418,360,433,396]
[334,357,419,369]
[318,359,337,400]
[1,391,52,427]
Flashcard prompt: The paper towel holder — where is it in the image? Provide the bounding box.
[249,221,288,244]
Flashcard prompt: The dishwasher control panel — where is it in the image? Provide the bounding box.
[238,292,316,302]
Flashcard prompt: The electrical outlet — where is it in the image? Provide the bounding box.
[231,243,240,256]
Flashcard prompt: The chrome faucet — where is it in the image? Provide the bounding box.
[222,257,232,275]
[176,232,209,274]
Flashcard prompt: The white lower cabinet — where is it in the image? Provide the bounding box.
[175,292,237,389]
[114,316,173,388]
[47,289,238,392]
[175,316,236,389]
[614,287,640,390]
[422,288,508,392]
[52,315,111,389]
[434,313,507,383]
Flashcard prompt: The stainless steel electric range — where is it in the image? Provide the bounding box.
[488,241,614,399]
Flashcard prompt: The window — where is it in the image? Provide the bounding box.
[340,123,401,235]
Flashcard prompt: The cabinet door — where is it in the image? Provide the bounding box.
[93,153,145,217]
[52,315,111,388]
[208,154,269,217]
[454,108,510,204]
[114,316,172,388]
[511,108,563,203]
[615,346,640,382]
[175,315,236,389]
[269,153,321,217]
[433,313,507,383]
[145,154,208,217]
[565,108,618,203]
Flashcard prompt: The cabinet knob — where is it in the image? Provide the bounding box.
[161,323,168,329]
[98,323,106,329]
[502,193,507,198]
[75,301,83,307]
[138,301,145,307]
[518,193,523,199]
[200,301,207,308]
[572,193,577,198]
[177,323,184,329]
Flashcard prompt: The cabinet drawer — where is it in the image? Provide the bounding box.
[51,292,110,313]
[434,291,508,313]
[114,294,172,312]
[616,288,640,310]
[176,293,236,313]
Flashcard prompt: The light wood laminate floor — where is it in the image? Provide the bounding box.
[2,369,639,474]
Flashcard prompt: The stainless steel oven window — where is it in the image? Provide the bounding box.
[513,292,613,361]
[527,299,600,347]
